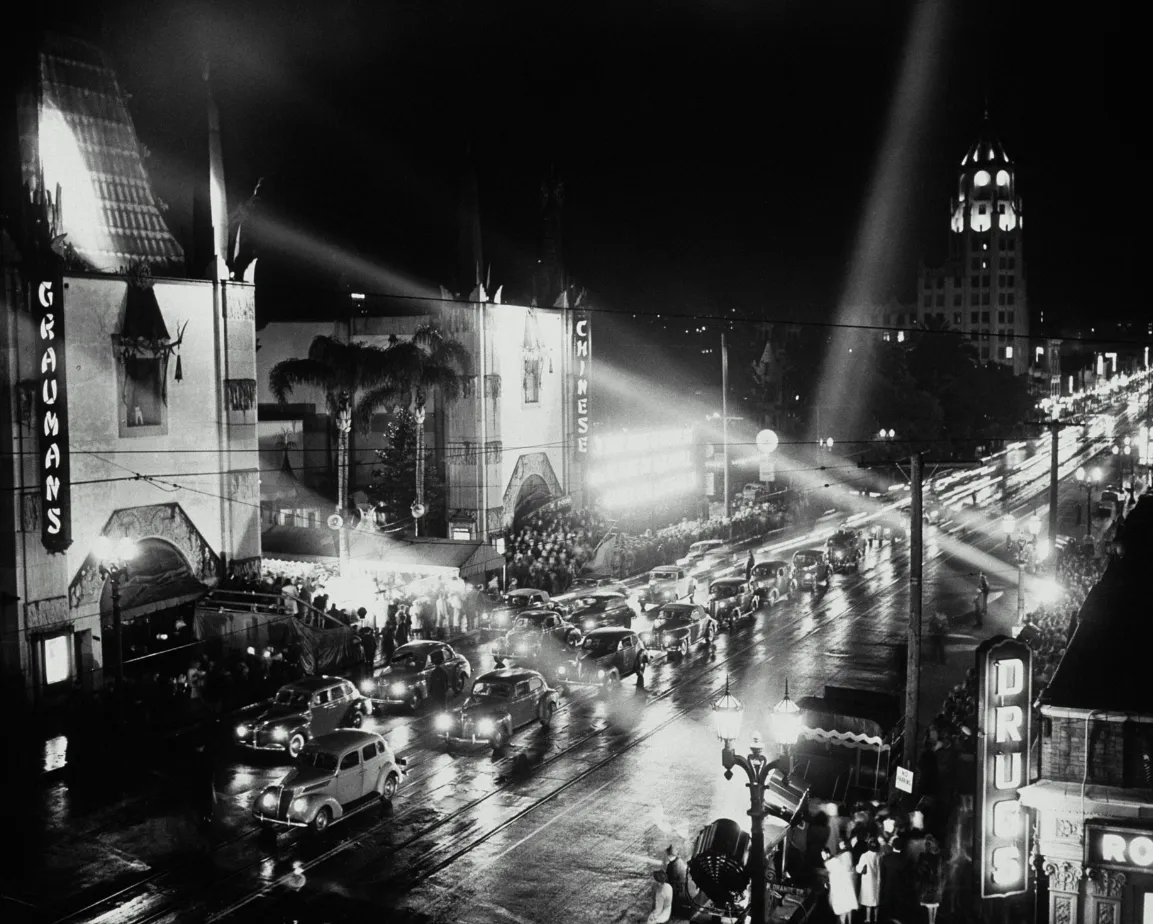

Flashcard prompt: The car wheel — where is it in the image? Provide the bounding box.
[287,733,306,759]
[679,638,690,659]
[492,726,510,751]
[539,700,557,728]
[380,772,400,802]
[311,805,332,833]
[408,690,423,713]
[452,671,467,695]
[346,711,363,729]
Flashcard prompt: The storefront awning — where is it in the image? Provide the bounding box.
[102,539,208,620]
[260,526,503,580]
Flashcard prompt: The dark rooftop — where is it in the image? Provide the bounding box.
[1040,494,1153,714]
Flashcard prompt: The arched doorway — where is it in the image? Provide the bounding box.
[513,474,554,529]
[99,538,207,683]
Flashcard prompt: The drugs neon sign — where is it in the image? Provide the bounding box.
[574,312,590,454]
[975,636,1032,898]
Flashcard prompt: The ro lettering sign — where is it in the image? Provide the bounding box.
[1088,826,1153,873]
[573,312,590,454]
[974,636,1032,898]
[35,274,72,552]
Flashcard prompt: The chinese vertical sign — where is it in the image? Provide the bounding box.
[974,636,1032,898]
[35,272,72,551]
[574,312,590,454]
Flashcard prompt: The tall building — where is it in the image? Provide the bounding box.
[917,118,1029,375]
[0,34,259,701]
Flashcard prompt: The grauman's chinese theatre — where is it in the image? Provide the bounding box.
[0,33,260,700]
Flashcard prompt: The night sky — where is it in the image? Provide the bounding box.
[19,1,1151,336]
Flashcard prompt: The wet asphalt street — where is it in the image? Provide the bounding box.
[5,419,1136,924]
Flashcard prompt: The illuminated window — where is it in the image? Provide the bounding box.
[975,170,991,187]
[996,170,1010,186]
[115,352,168,438]
[522,356,542,404]
[42,633,72,686]
[1005,346,1014,359]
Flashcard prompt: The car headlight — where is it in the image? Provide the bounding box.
[663,634,674,645]
[558,665,567,676]
[475,718,495,736]
[597,669,606,679]
[516,644,530,654]
[291,797,308,815]
[584,620,595,629]
[235,724,249,738]
[271,727,288,741]
[435,713,452,732]
[262,793,277,810]
[390,682,407,696]
[360,679,375,695]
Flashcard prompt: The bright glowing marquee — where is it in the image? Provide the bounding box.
[574,312,590,453]
[975,636,1032,898]
[34,272,72,552]
[1089,826,1153,872]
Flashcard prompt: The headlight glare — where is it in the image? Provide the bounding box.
[262,793,277,810]
[390,682,407,696]
[271,727,288,741]
[597,669,606,679]
[476,718,495,736]
[359,680,374,694]
[235,724,249,738]
[558,665,567,675]
[291,797,308,814]
[435,713,452,732]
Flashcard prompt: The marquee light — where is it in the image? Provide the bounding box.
[35,271,72,552]
[975,637,1032,898]
[574,313,590,454]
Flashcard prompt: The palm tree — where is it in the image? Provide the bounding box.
[268,326,470,559]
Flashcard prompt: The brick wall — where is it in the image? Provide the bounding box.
[1042,716,1138,786]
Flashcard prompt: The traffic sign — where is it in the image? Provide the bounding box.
[895,766,914,793]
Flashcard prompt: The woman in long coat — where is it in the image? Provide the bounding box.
[855,836,881,923]
[825,843,859,924]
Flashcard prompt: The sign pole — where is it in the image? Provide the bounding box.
[904,452,923,795]
[721,333,730,534]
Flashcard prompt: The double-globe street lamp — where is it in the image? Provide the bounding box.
[1000,513,1041,625]
[94,536,138,696]
[712,679,803,924]
[1075,466,1102,542]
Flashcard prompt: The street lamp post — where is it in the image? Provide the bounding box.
[1075,466,1101,541]
[712,679,802,924]
[1001,515,1041,625]
[95,537,138,696]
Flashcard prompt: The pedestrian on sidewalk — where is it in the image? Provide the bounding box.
[825,842,859,924]
[855,836,881,923]
[976,572,989,627]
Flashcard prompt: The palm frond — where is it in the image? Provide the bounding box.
[268,357,336,404]
[353,383,406,435]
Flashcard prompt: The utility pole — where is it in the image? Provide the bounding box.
[905,452,923,793]
[1048,418,1060,558]
[721,332,730,531]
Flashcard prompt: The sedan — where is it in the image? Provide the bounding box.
[492,609,582,666]
[234,676,369,759]
[360,641,471,712]
[557,627,650,689]
[706,578,758,628]
[435,668,559,750]
[568,591,636,631]
[641,603,715,658]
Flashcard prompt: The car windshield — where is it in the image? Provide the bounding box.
[691,543,718,554]
[470,682,512,700]
[296,748,339,772]
[389,651,427,670]
[752,564,776,578]
[502,595,534,608]
[710,584,740,599]
[582,636,617,655]
[273,689,310,708]
[650,571,677,582]
[654,613,691,630]
[794,552,820,567]
[831,532,854,544]
[513,614,548,629]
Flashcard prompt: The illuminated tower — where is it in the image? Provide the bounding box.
[918,117,1028,375]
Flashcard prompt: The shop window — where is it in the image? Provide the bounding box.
[42,632,73,686]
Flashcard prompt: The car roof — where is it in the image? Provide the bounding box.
[507,588,545,597]
[757,559,789,568]
[516,608,561,619]
[797,548,826,556]
[650,565,681,571]
[584,626,635,639]
[710,577,744,586]
[308,729,386,751]
[658,603,696,612]
[285,675,353,692]
[394,640,447,653]
[476,667,543,683]
[692,539,724,547]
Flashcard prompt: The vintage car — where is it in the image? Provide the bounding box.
[360,641,471,712]
[557,627,649,689]
[568,591,637,631]
[677,539,731,575]
[637,566,697,612]
[792,548,830,590]
[483,588,557,629]
[826,528,863,573]
[234,676,370,759]
[706,578,759,627]
[252,730,407,834]
[566,574,629,595]
[435,668,559,750]
[492,609,582,665]
[641,603,715,658]
[748,560,796,606]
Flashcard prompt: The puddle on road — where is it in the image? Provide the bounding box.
[42,734,68,774]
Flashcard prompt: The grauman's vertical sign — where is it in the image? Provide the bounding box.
[35,273,73,552]
[574,312,590,453]
[974,636,1032,899]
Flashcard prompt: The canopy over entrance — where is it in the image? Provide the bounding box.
[513,474,553,528]
[99,538,207,620]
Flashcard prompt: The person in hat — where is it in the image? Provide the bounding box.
[646,869,673,924]
[665,845,688,907]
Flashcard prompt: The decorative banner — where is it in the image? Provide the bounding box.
[34,271,72,552]
[974,636,1032,899]
[573,311,590,453]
